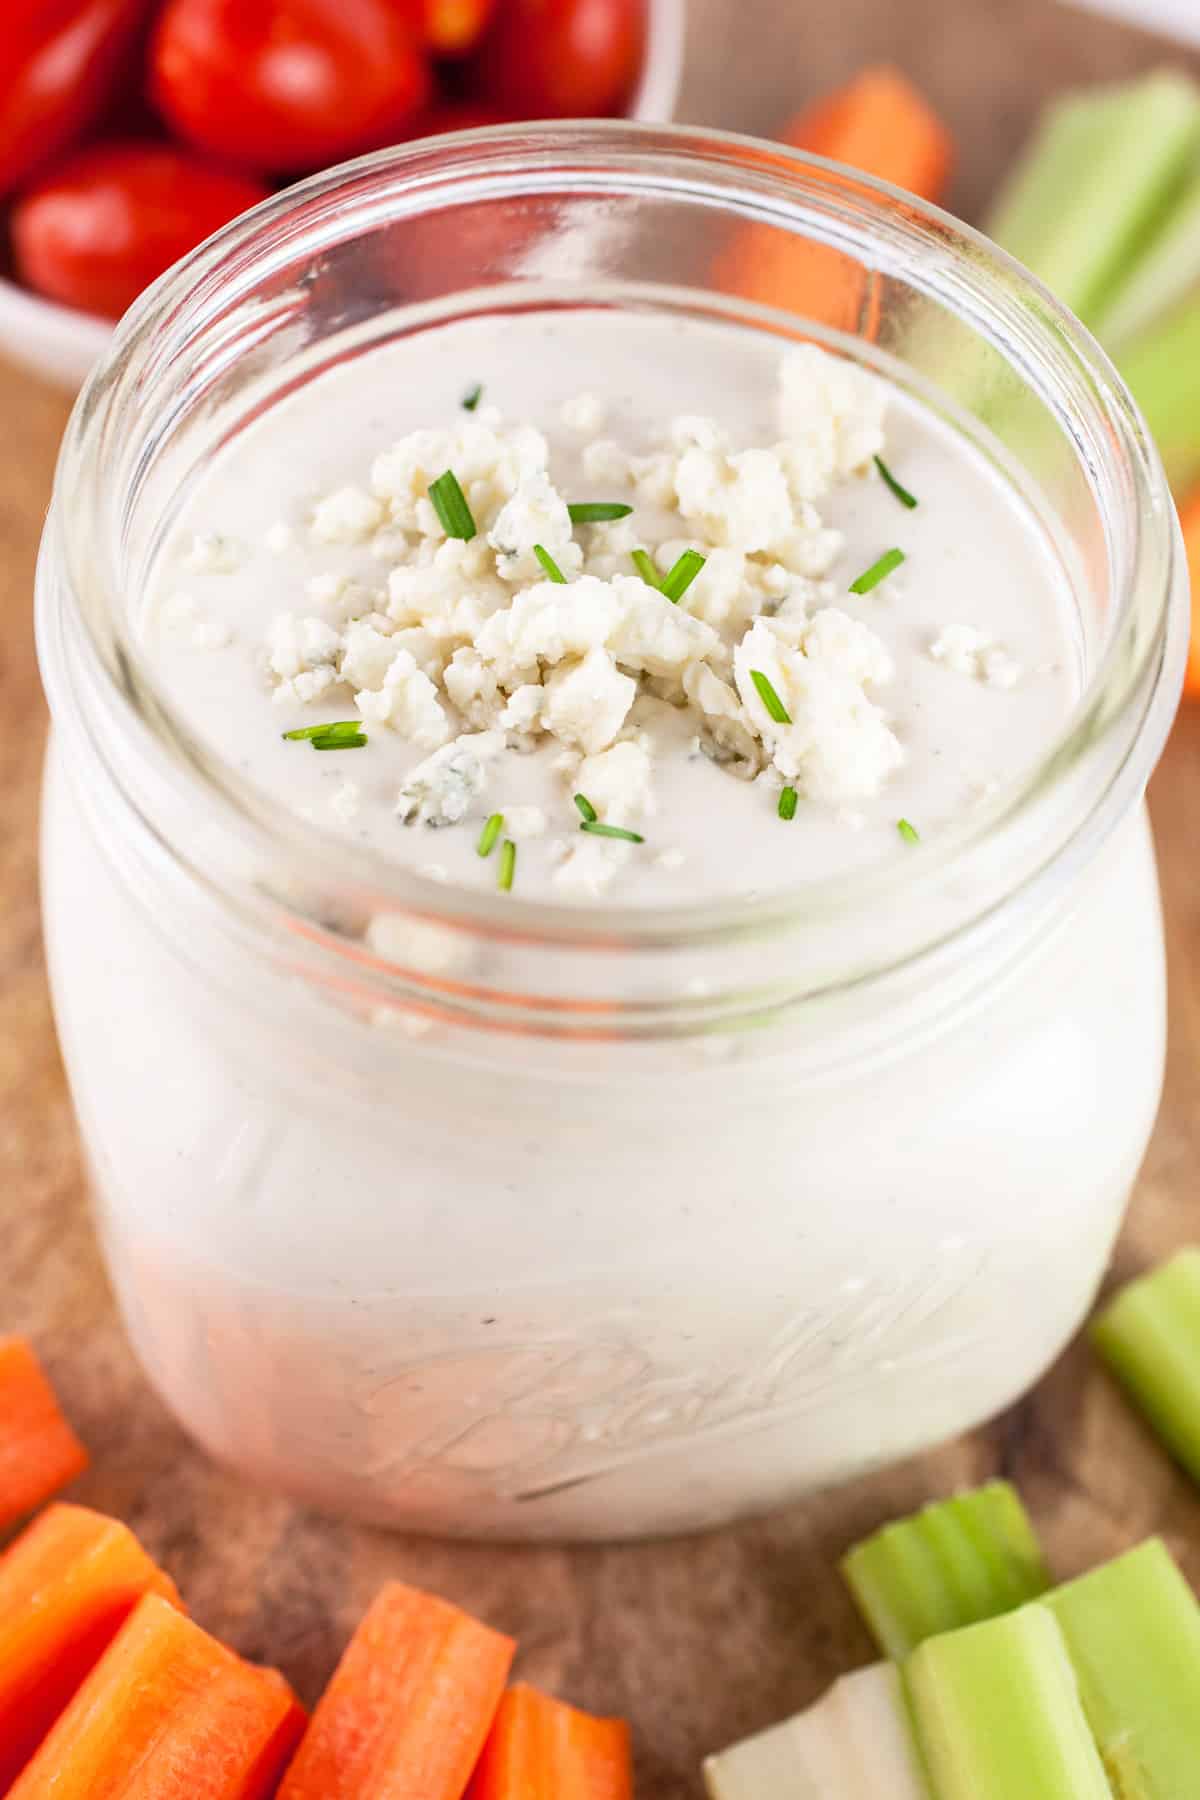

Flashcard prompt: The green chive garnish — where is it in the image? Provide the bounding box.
[567,501,633,524]
[659,548,706,603]
[533,543,567,583]
[498,839,517,891]
[897,818,920,845]
[631,548,660,587]
[750,669,792,725]
[429,469,477,541]
[462,383,483,412]
[850,548,906,594]
[477,812,504,857]
[874,455,918,510]
[282,721,361,742]
[312,732,367,751]
[778,785,798,821]
[283,720,367,751]
[581,821,645,844]
[574,793,598,823]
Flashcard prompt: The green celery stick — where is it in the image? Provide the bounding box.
[1045,1539,1200,1797]
[907,1606,1113,1800]
[985,72,1200,330]
[1099,162,1200,345]
[1116,301,1200,493]
[840,1480,1052,1660]
[1092,1248,1200,1484]
[703,1664,929,1800]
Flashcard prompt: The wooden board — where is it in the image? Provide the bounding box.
[2,4,1199,1792]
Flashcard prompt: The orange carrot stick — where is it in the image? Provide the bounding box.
[278,1581,515,1800]
[465,1684,633,1800]
[715,67,954,333]
[0,1503,182,1789]
[8,1591,305,1800]
[782,67,954,203]
[0,1337,88,1529]
[1179,489,1200,696]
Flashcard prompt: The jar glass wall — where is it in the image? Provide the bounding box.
[37,124,1187,1538]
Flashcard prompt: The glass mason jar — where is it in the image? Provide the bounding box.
[37,124,1187,1541]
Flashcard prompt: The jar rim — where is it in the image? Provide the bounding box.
[41,119,1188,987]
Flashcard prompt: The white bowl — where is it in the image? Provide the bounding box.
[0,0,686,393]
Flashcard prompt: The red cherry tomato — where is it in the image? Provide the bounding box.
[0,1,150,196]
[12,143,270,320]
[149,0,432,175]
[469,0,644,117]
[407,0,497,55]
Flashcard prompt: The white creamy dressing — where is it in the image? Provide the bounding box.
[143,312,1081,905]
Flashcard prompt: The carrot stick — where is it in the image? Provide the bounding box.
[8,1591,305,1800]
[0,1337,88,1529]
[782,68,954,202]
[465,1684,633,1800]
[1179,489,1200,697]
[278,1580,515,1800]
[715,67,954,333]
[0,1503,182,1789]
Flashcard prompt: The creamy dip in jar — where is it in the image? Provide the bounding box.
[37,126,1187,1538]
[144,311,1079,903]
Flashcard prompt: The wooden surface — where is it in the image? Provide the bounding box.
[4,4,1200,1792]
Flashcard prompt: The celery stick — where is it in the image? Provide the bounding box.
[1092,1247,1200,1483]
[1100,164,1200,345]
[840,1480,1052,1660]
[703,1664,929,1800]
[1046,1539,1200,1797]
[794,1664,929,1797]
[1117,298,1200,491]
[984,72,1200,329]
[703,1712,822,1800]
[907,1606,1113,1800]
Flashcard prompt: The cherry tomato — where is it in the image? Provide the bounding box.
[0,1,150,196]
[149,0,432,175]
[405,0,497,55]
[468,0,644,117]
[12,143,270,320]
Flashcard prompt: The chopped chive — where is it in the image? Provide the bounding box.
[497,838,516,892]
[312,732,367,751]
[897,818,920,845]
[631,548,660,587]
[840,1480,1052,1661]
[581,821,645,844]
[477,812,504,858]
[574,793,598,823]
[874,455,919,509]
[282,721,360,742]
[849,547,906,594]
[533,542,567,583]
[750,669,792,725]
[567,501,633,523]
[660,548,706,603]
[461,382,483,412]
[313,720,366,740]
[778,785,798,821]
[429,469,477,541]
